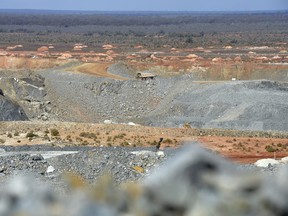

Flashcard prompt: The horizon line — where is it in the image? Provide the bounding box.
[0,8,287,13]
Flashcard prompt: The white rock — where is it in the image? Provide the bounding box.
[46,165,55,173]
[104,120,112,124]
[128,122,136,126]
[131,150,156,157]
[281,156,288,163]
[156,151,165,157]
[254,158,279,167]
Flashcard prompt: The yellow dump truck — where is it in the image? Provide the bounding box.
[136,72,156,80]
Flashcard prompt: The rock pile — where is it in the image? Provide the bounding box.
[0,145,288,215]
[0,153,47,175]
[47,147,166,183]
[37,63,288,131]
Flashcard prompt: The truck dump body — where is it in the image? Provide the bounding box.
[136,72,156,80]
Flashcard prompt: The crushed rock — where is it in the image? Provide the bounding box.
[0,145,288,215]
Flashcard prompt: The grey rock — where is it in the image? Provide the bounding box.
[31,154,44,161]
[0,95,28,121]
[0,145,288,215]
[46,165,55,174]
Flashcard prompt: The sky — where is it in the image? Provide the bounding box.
[0,0,287,11]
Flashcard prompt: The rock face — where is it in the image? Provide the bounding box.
[0,95,28,121]
[0,75,52,121]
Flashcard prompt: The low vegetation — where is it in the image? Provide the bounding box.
[265,145,276,153]
[50,129,60,136]
[0,12,287,51]
[26,131,38,138]
[79,132,97,139]
[7,133,12,138]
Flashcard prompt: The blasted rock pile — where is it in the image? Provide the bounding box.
[47,147,166,183]
[0,145,288,215]
[0,153,47,175]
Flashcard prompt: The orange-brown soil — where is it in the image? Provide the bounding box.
[69,63,128,80]
[1,45,288,75]
[198,136,288,164]
[1,121,288,164]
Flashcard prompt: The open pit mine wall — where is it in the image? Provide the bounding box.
[0,94,28,121]
[0,75,50,120]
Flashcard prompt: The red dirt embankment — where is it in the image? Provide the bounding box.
[0,56,66,69]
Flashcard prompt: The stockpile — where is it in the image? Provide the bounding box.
[0,145,288,215]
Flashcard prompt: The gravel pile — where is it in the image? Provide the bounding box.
[0,146,168,185]
[2,63,288,131]
[0,145,288,216]
[47,147,166,183]
[144,80,288,131]
[37,63,288,131]
[0,153,48,175]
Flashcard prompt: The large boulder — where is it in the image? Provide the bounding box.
[0,95,28,121]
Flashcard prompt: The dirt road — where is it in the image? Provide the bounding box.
[70,63,128,80]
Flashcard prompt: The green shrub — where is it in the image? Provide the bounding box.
[120,141,129,146]
[163,138,173,144]
[14,131,19,136]
[265,145,276,152]
[7,133,12,138]
[0,139,5,144]
[113,133,126,141]
[26,131,37,138]
[82,140,89,145]
[79,132,97,139]
[79,132,87,137]
[149,140,158,146]
[50,129,60,136]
